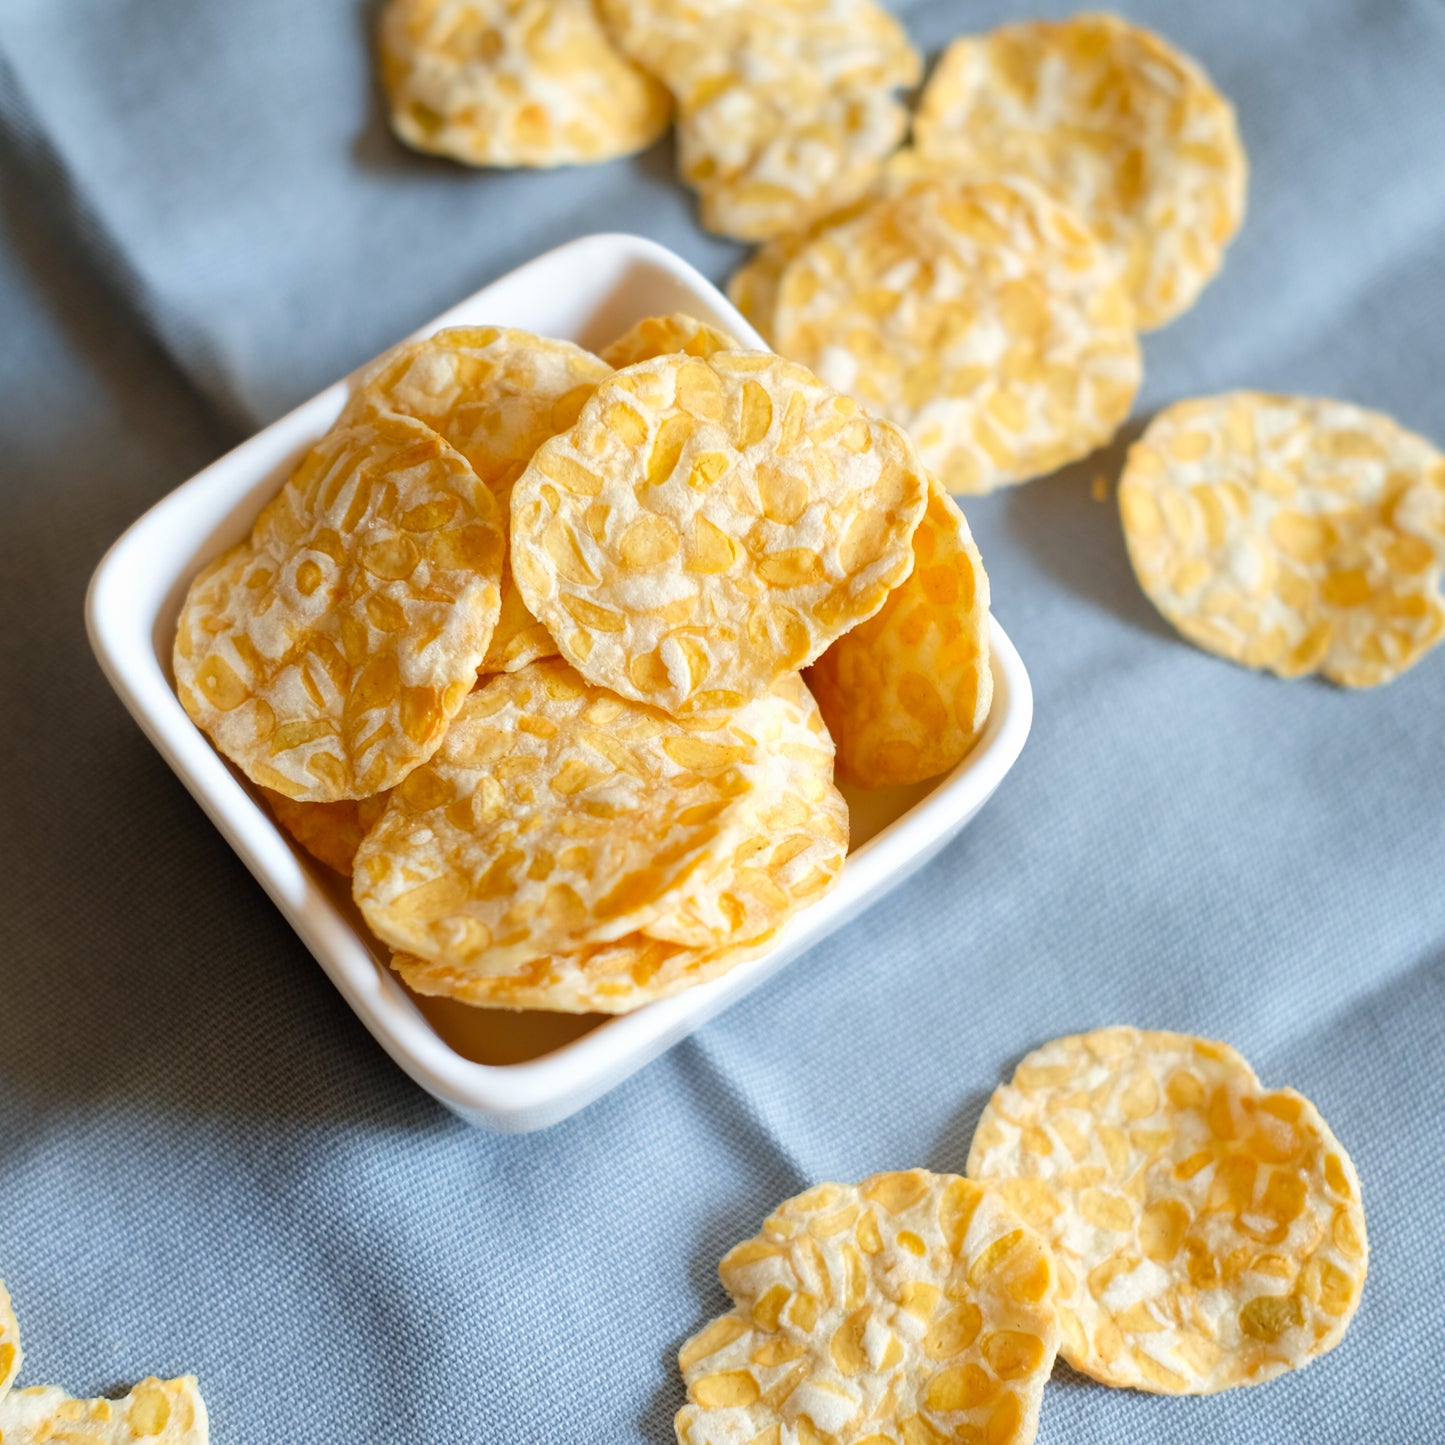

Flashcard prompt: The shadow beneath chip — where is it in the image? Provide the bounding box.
[996,418,1180,643]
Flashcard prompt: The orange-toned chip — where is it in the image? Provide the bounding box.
[173,412,504,801]
[913,14,1247,330]
[378,0,671,168]
[675,1172,1060,1445]
[261,788,391,877]
[344,326,611,674]
[510,351,928,717]
[600,314,741,370]
[1119,392,1445,686]
[772,177,1142,493]
[968,1027,1369,1394]
[809,479,993,786]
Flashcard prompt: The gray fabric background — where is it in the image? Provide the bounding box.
[1,1,1442,1439]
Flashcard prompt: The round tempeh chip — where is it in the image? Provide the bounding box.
[378,0,672,168]
[772,176,1142,494]
[353,661,822,973]
[967,1027,1369,1394]
[0,1279,19,1402]
[913,14,1247,331]
[261,789,391,877]
[600,314,742,370]
[509,351,929,717]
[809,478,993,787]
[675,1171,1060,1445]
[599,0,918,240]
[0,1376,209,1444]
[174,412,504,802]
[391,927,775,1015]
[343,326,611,674]
[1119,392,1445,686]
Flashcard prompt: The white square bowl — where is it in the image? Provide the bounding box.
[86,233,1032,1133]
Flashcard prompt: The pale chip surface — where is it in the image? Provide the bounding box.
[0,1377,208,1443]
[0,1280,19,1403]
[353,661,811,972]
[599,0,919,240]
[967,1027,1369,1394]
[809,479,993,787]
[391,928,773,1014]
[262,788,391,877]
[772,176,1142,494]
[675,1171,1060,1445]
[913,13,1248,330]
[600,314,742,370]
[510,351,929,716]
[644,673,848,949]
[174,412,504,801]
[1119,392,1445,686]
[378,0,671,168]
[343,326,611,674]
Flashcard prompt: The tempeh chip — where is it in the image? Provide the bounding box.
[0,1377,209,1444]
[1119,392,1445,686]
[809,479,993,787]
[509,351,929,717]
[675,1171,1060,1445]
[378,0,671,168]
[0,1280,19,1402]
[173,412,504,801]
[261,788,391,877]
[967,1027,1369,1394]
[601,314,742,370]
[772,176,1142,494]
[913,14,1247,330]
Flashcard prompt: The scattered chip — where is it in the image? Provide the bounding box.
[675,1171,1060,1445]
[174,412,504,801]
[913,14,1248,331]
[391,928,774,1014]
[353,661,817,974]
[809,478,993,787]
[772,176,1142,494]
[645,674,848,948]
[1118,392,1445,686]
[378,0,672,168]
[344,326,611,674]
[0,1280,19,1402]
[599,0,919,239]
[600,314,741,370]
[0,1377,209,1443]
[261,788,391,877]
[510,351,929,717]
[967,1027,1369,1394]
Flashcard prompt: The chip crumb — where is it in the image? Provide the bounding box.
[1091,474,1112,503]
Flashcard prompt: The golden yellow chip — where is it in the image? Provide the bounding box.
[510,351,929,717]
[261,788,390,877]
[354,661,814,972]
[967,1027,1369,1394]
[378,0,672,168]
[0,1280,19,1402]
[174,413,504,801]
[1119,392,1445,686]
[0,1377,208,1443]
[675,1171,1060,1445]
[600,314,741,370]
[913,14,1248,330]
[645,673,848,949]
[391,928,774,1015]
[772,175,1142,494]
[344,326,611,674]
[809,479,993,787]
[599,0,919,240]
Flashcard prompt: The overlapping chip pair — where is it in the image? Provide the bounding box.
[175,318,999,1014]
[0,1280,208,1443]
[730,13,1248,496]
[676,1028,1367,1444]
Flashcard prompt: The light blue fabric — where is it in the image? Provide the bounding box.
[1,1,1443,1439]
